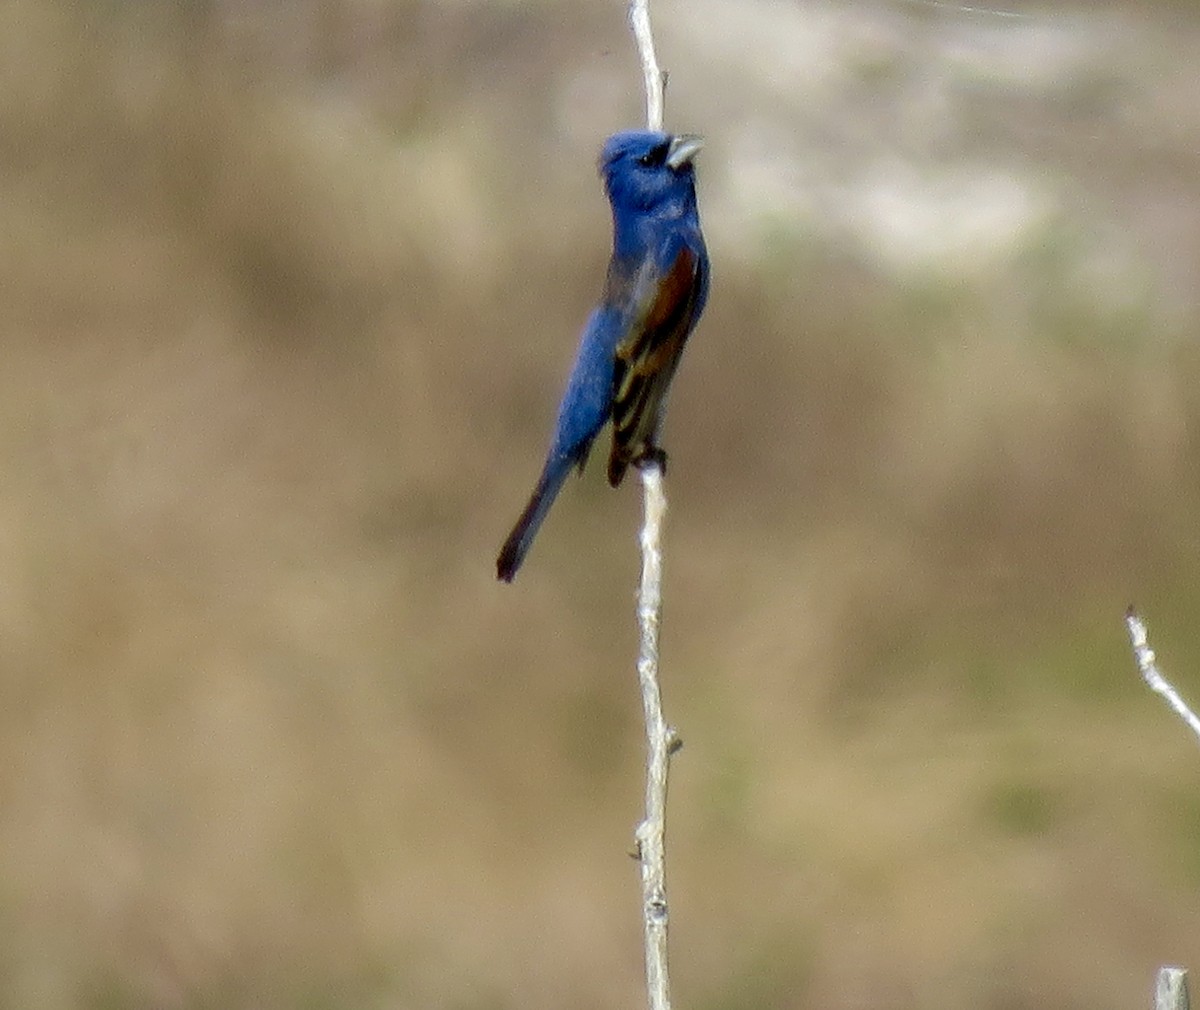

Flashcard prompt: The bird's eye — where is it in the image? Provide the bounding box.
[637,142,670,168]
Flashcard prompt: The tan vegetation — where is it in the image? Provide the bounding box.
[2,1,1200,1007]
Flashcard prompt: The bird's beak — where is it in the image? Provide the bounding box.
[666,134,703,170]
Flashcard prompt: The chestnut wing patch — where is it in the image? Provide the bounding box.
[608,244,704,484]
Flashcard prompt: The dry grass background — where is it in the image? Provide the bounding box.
[3,0,1200,1007]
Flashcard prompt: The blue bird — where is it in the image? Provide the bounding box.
[497,130,709,582]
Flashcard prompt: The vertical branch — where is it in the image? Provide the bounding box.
[629,0,665,132]
[634,463,676,1010]
[628,6,675,1010]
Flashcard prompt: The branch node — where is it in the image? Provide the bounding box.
[646,895,669,925]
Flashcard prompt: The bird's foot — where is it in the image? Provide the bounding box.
[635,446,669,476]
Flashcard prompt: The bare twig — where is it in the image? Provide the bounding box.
[629,0,665,132]
[1125,607,1200,745]
[633,463,676,1010]
[1125,631,1195,1010]
[628,5,676,1010]
[1157,966,1191,1010]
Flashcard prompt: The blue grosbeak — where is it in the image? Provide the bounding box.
[497,130,709,582]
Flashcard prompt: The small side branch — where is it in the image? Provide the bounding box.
[1125,607,1200,745]
[1156,967,1191,1010]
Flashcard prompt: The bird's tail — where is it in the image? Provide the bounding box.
[496,456,573,582]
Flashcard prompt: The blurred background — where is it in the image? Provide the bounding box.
[2,0,1200,1006]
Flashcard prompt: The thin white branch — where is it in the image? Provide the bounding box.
[634,462,675,1010]
[1125,608,1200,745]
[628,6,676,1010]
[1156,966,1191,1010]
[629,0,665,132]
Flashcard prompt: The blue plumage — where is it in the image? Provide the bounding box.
[496,130,709,582]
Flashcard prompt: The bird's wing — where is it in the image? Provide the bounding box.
[607,240,706,485]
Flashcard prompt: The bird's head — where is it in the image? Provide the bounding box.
[599,130,703,216]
